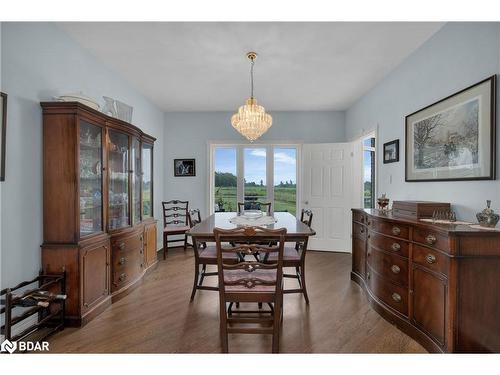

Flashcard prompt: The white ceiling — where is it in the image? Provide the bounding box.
[57,22,444,112]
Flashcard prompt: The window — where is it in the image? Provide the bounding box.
[211,144,299,215]
[274,148,297,215]
[214,147,237,212]
[244,148,267,203]
[363,136,376,208]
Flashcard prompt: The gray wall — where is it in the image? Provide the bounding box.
[0,23,165,288]
[345,22,500,221]
[164,111,346,215]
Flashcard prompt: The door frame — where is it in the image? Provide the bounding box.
[208,141,302,215]
[352,128,378,209]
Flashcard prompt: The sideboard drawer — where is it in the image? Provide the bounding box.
[413,228,449,252]
[367,231,409,258]
[412,245,449,276]
[112,260,143,290]
[113,247,143,270]
[353,222,366,239]
[367,246,408,287]
[367,218,409,240]
[111,232,143,253]
[353,211,366,224]
[367,267,408,316]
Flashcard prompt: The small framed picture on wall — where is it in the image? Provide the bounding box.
[0,92,7,181]
[383,139,399,164]
[174,158,196,177]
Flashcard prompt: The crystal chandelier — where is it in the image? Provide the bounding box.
[231,52,272,142]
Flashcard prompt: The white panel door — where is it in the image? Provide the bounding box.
[302,143,353,252]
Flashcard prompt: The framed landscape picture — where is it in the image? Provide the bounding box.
[383,139,399,164]
[405,75,496,182]
[174,158,196,177]
[0,92,7,182]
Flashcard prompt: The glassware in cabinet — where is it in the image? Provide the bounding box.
[131,137,141,224]
[79,121,103,236]
[142,143,153,218]
[108,129,130,230]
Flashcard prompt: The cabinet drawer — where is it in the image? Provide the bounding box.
[413,228,449,252]
[353,222,367,239]
[112,261,143,289]
[113,247,143,270]
[367,231,409,258]
[353,211,366,224]
[367,246,408,287]
[367,218,409,240]
[111,231,143,252]
[412,245,449,276]
[367,266,408,316]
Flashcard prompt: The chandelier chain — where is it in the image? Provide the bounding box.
[250,58,254,98]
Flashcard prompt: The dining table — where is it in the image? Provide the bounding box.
[187,211,316,245]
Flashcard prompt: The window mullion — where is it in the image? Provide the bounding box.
[267,146,274,208]
[237,146,244,205]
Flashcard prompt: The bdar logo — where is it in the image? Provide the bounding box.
[1,339,17,354]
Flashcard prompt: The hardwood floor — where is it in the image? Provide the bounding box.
[47,249,426,353]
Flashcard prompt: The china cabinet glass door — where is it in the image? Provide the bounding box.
[142,143,153,218]
[108,129,130,230]
[131,137,141,224]
[79,121,103,236]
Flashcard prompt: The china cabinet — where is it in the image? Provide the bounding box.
[351,208,500,353]
[41,101,157,326]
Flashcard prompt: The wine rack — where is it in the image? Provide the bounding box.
[0,272,66,350]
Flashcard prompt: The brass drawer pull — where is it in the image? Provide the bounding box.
[367,234,371,239]
[425,234,437,245]
[367,250,371,257]
[425,254,437,264]
[392,226,401,235]
[366,220,371,225]
[367,271,371,280]
[118,242,125,250]
[391,265,401,274]
[118,273,127,282]
[119,257,127,265]
[392,293,402,303]
[391,242,401,251]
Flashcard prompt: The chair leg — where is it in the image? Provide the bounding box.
[199,264,207,286]
[190,264,199,301]
[184,234,188,251]
[296,266,302,288]
[272,298,281,353]
[220,302,229,353]
[300,263,310,304]
[163,233,168,260]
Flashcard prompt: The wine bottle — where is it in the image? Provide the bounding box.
[0,298,49,308]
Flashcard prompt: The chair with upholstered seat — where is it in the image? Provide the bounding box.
[267,209,313,303]
[214,226,286,353]
[162,200,190,259]
[189,209,239,301]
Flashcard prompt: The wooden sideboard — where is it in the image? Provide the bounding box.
[351,208,500,353]
[41,102,158,326]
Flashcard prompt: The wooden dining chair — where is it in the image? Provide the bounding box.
[162,200,190,259]
[267,209,313,304]
[188,209,239,301]
[214,226,286,353]
[237,201,272,214]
